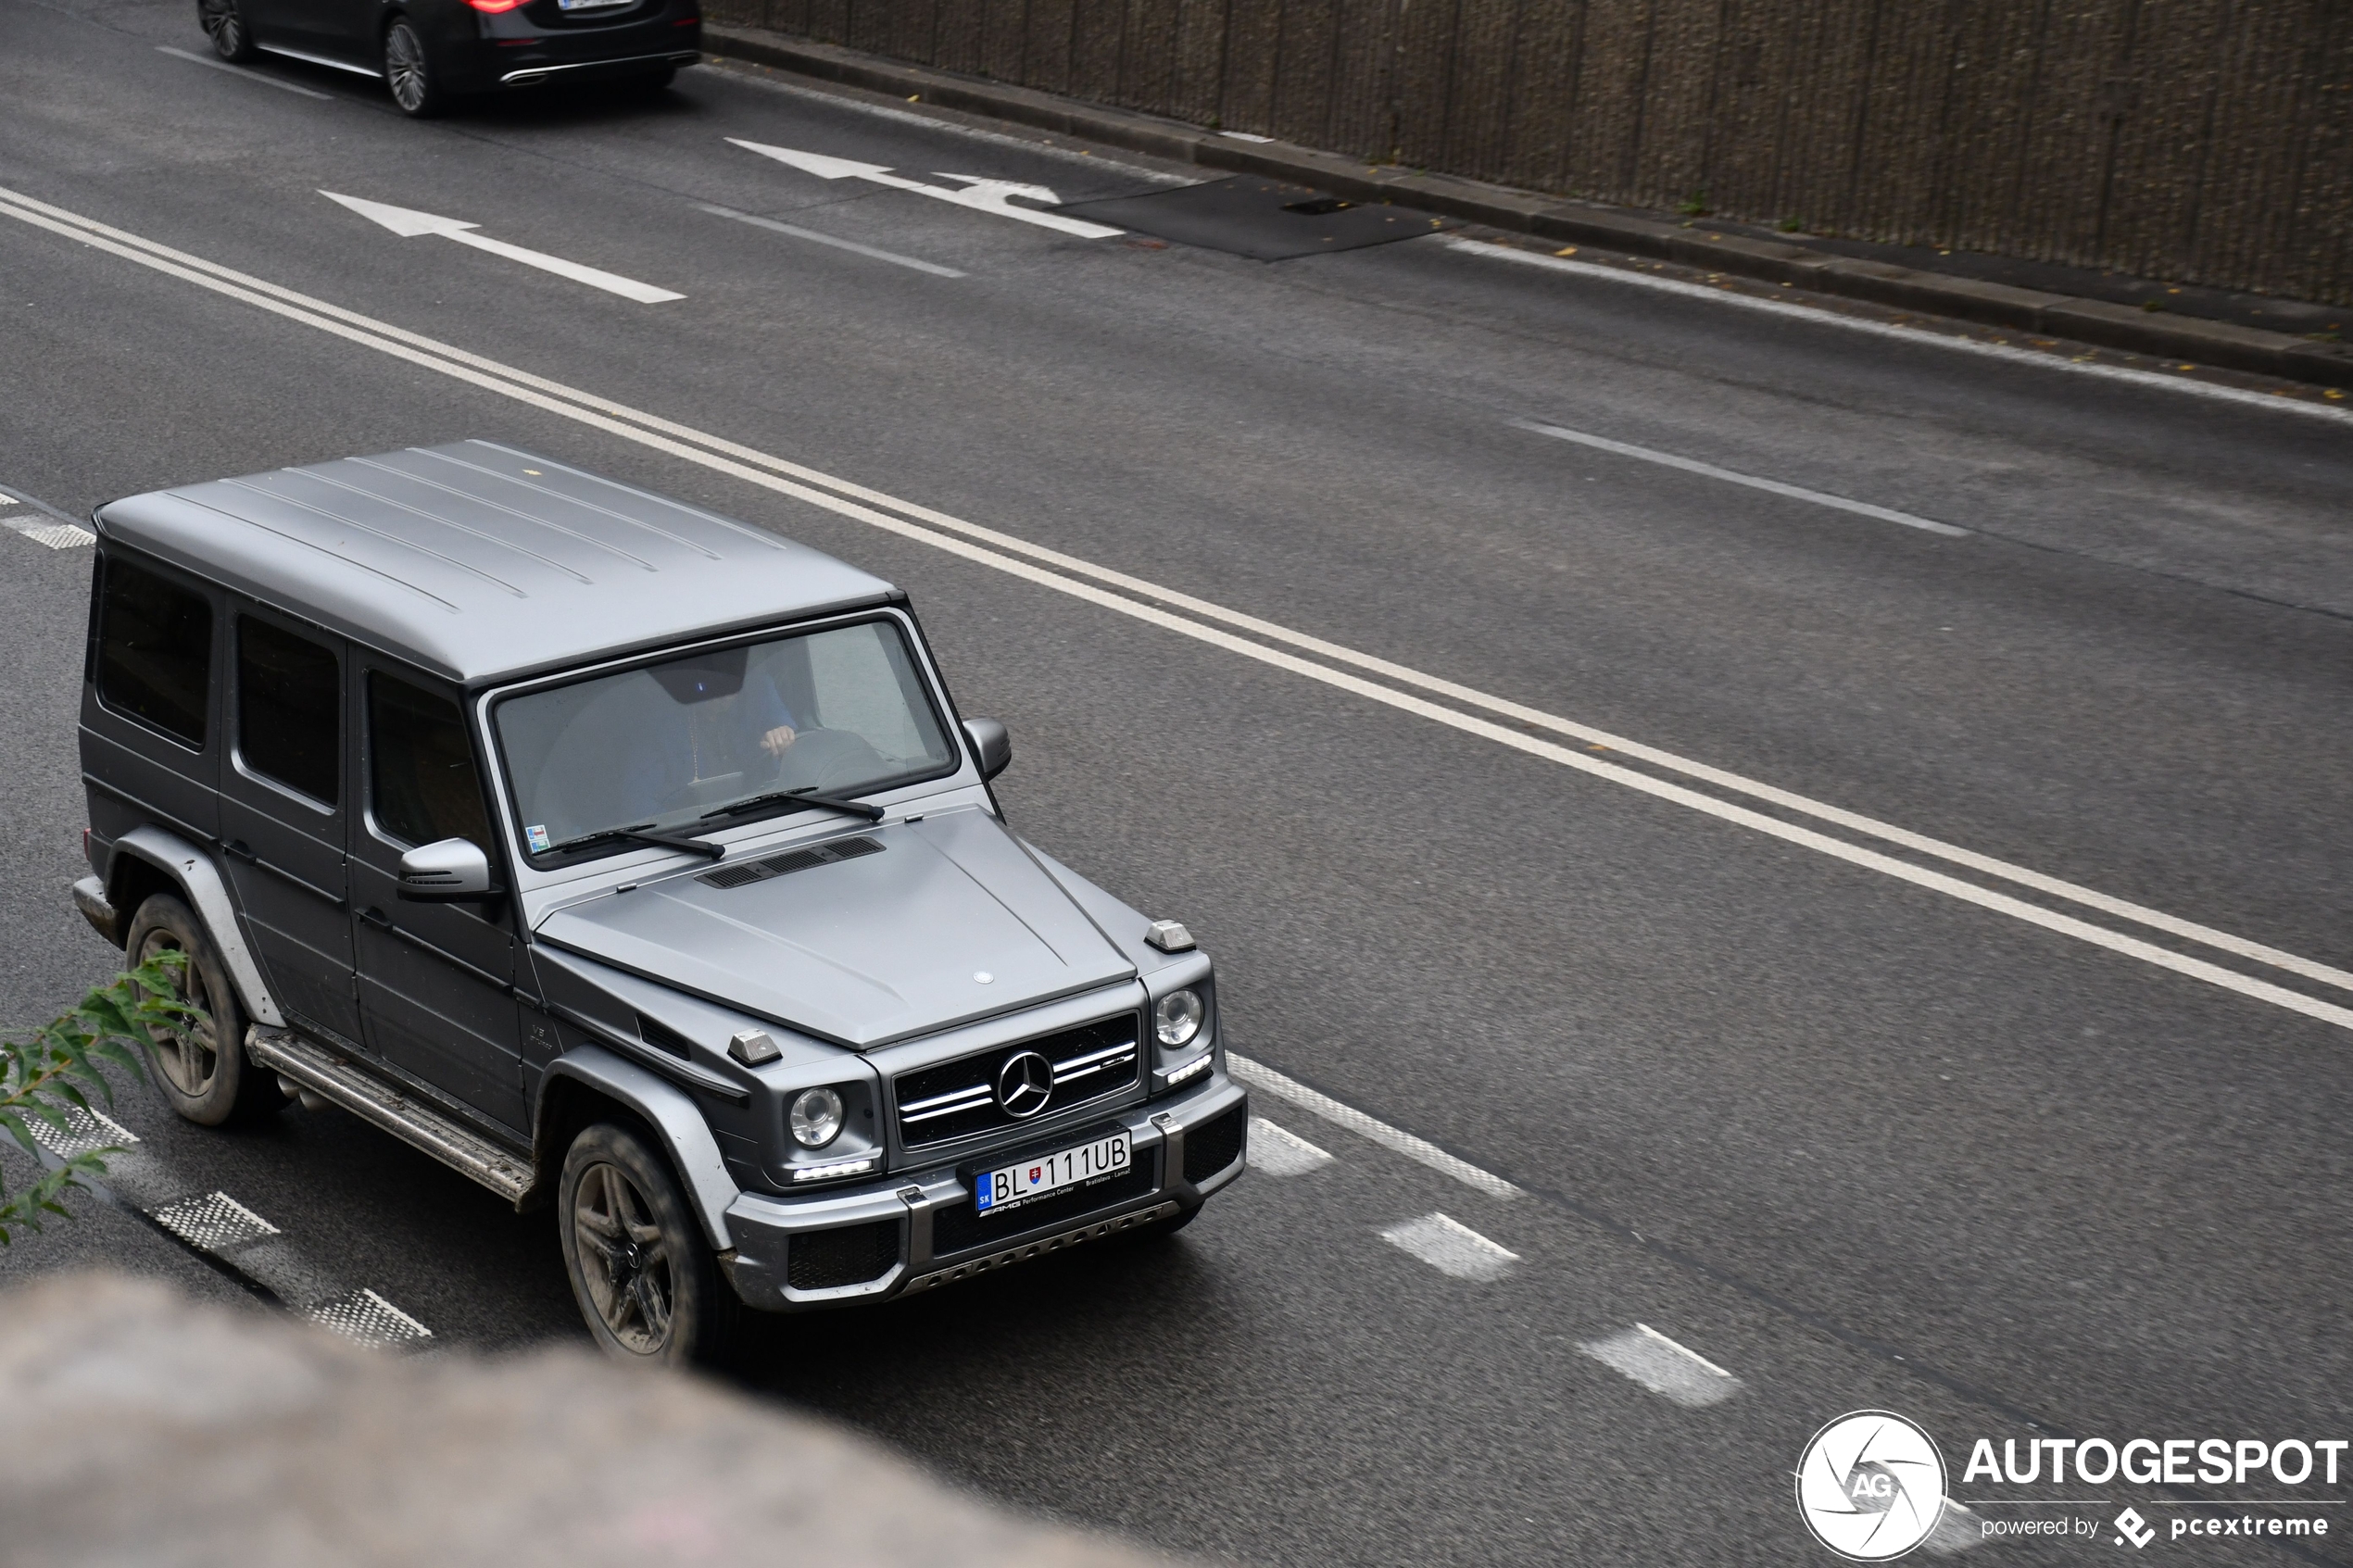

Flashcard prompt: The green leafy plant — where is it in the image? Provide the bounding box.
[1777,214,1806,233]
[1679,189,1712,218]
[0,954,193,1244]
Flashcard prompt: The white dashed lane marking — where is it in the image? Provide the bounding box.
[0,489,96,547]
[1514,420,1971,537]
[150,1190,281,1251]
[1380,1211,1519,1281]
[26,1102,139,1159]
[1579,1322,1744,1408]
[309,1288,434,1347]
[20,1101,432,1347]
[1244,1117,1332,1177]
[1924,1502,1984,1557]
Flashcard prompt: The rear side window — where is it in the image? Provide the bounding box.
[370,671,491,850]
[95,556,212,747]
[237,618,340,805]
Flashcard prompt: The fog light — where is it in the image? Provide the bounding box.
[791,1151,879,1184]
[1154,988,1203,1047]
[1164,1053,1212,1088]
[790,1086,845,1148]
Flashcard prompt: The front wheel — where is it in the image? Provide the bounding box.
[383,18,446,118]
[558,1123,738,1365]
[197,0,259,61]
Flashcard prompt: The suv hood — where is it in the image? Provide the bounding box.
[535,808,1135,1048]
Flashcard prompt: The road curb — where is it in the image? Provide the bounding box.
[704,25,2351,392]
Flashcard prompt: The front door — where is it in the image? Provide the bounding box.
[350,659,526,1133]
[220,608,360,1045]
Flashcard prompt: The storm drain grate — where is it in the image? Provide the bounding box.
[308,1288,434,1347]
[698,834,883,890]
[28,1102,140,1160]
[149,1191,280,1253]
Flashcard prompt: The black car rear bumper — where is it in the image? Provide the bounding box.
[497,45,696,85]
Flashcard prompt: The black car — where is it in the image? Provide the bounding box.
[195,0,699,116]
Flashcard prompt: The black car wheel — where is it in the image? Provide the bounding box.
[558,1122,740,1365]
[197,0,258,61]
[383,18,445,118]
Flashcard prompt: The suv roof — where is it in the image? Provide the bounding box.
[93,441,898,684]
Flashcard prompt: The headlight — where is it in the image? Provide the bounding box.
[789,1086,845,1148]
[1154,988,1204,1048]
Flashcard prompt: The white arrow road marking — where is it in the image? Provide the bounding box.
[320,191,684,303]
[725,139,1124,239]
[1579,1323,1743,1407]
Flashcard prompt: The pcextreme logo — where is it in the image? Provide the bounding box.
[1797,1411,1949,1561]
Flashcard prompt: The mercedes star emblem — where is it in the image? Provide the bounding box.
[995,1049,1055,1119]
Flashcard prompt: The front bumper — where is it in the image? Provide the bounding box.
[720,1073,1247,1312]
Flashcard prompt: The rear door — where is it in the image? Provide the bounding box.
[220,607,359,1045]
[350,657,527,1133]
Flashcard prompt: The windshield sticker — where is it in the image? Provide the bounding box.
[525,824,552,853]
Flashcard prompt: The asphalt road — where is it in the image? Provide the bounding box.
[5,2,2351,1562]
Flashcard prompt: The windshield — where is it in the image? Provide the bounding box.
[495,618,957,858]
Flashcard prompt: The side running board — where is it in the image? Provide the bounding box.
[247,1026,534,1202]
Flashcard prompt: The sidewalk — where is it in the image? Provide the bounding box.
[703,25,2352,394]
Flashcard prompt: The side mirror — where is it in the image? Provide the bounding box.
[963,717,1012,782]
[396,837,498,901]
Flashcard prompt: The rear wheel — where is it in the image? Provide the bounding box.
[197,0,258,61]
[123,893,278,1126]
[383,18,446,118]
[558,1123,738,1365]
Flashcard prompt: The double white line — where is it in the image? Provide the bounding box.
[6,181,2347,1035]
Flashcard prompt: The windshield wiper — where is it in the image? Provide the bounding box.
[701,786,884,825]
[547,822,727,860]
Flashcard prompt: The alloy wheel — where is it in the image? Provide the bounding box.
[570,1161,677,1355]
[197,0,248,59]
[384,23,428,113]
[135,931,219,1098]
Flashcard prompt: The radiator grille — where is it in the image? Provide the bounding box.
[786,1217,901,1290]
[893,1013,1140,1147]
[1183,1105,1248,1184]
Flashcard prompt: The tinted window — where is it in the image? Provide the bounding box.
[370,672,490,849]
[95,557,212,747]
[238,619,339,805]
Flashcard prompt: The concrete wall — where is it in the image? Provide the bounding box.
[706,0,2353,306]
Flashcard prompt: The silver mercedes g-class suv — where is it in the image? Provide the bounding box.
[70,440,1246,1361]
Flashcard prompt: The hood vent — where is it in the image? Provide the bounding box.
[698,834,884,891]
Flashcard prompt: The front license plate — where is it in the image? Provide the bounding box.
[974,1131,1131,1216]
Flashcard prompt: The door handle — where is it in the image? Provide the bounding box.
[359,906,393,928]
[222,840,258,863]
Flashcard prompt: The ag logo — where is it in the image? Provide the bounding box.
[1796,1411,1948,1560]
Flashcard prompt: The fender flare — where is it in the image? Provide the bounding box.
[110,826,284,1028]
[538,1045,739,1250]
